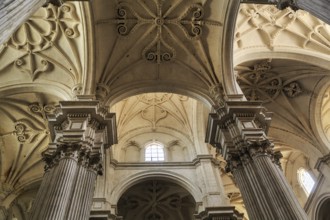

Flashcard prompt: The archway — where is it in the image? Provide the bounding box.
[117,179,196,220]
[316,197,330,220]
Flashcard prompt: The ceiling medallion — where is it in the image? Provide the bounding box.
[114,0,216,64]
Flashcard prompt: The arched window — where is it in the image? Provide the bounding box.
[297,168,315,196]
[145,142,165,162]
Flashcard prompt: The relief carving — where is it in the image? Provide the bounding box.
[0,3,81,81]
[108,0,221,64]
[237,61,304,102]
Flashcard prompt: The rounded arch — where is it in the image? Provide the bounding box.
[0,82,73,100]
[234,50,330,71]
[109,170,203,205]
[221,0,242,96]
[310,78,330,154]
[105,82,213,108]
[315,194,330,220]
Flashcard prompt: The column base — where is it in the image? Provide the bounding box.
[195,206,244,220]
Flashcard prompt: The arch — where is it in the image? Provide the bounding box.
[234,50,330,71]
[310,78,330,153]
[117,179,196,220]
[106,82,213,108]
[0,82,73,100]
[315,194,330,220]
[221,0,243,97]
[109,170,203,205]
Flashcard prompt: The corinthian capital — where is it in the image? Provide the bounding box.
[43,101,117,173]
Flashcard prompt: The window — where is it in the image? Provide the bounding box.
[297,168,315,196]
[145,142,165,162]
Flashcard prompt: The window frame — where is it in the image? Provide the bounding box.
[297,168,315,196]
[144,141,165,162]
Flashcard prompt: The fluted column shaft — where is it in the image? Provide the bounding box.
[29,170,53,219]
[230,151,308,220]
[233,163,276,220]
[38,155,79,220]
[67,166,98,220]
[253,154,307,219]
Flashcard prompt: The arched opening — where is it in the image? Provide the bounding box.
[317,197,330,220]
[117,179,196,220]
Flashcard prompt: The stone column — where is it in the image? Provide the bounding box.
[229,155,276,220]
[206,101,308,220]
[29,101,117,220]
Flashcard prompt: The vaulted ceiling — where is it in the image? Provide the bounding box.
[1,2,330,219]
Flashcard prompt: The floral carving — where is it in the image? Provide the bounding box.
[1,3,80,81]
[283,82,302,97]
[14,121,45,143]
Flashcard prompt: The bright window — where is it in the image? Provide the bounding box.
[145,142,165,162]
[297,168,315,196]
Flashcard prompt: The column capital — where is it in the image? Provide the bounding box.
[48,100,117,148]
[43,101,117,173]
[206,101,272,159]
